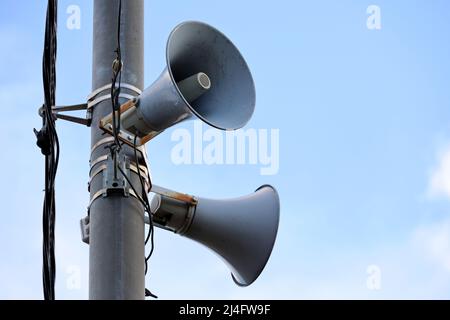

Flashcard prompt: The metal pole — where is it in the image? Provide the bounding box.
[89,0,145,300]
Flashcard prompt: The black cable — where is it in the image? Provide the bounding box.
[110,0,123,151]
[133,138,155,266]
[133,140,156,299]
[43,0,58,301]
[116,164,156,292]
[116,0,122,134]
[116,138,157,298]
[116,166,149,211]
[38,0,59,301]
[115,164,155,262]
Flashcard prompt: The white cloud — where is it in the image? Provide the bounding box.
[420,145,450,272]
[428,147,450,199]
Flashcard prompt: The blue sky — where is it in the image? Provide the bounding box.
[1,0,450,299]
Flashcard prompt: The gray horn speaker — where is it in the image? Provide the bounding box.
[121,21,256,138]
[149,185,280,286]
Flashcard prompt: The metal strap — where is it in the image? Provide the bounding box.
[129,163,151,192]
[87,93,136,110]
[129,162,149,178]
[90,136,115,155]
[138,145,152,182]
[88,188,139,209]
[89,164,107,183]
[90,155,108,173]
[87,83,142,101]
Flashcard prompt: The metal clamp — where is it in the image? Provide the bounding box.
[103,154,130,196]
[80,216,90,244]
[86,154,130,211]
[87,83,142,117]
[87,153,152,210]
[146,186,197,235]
[99,98,161,148]
[88,162,150,193]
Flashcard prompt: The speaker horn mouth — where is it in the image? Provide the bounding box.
[166,21,256,131]
[231,184,280,286]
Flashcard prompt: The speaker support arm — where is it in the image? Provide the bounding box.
[38,103,91,126]
[151,184,197,205]
[99,98,160,147]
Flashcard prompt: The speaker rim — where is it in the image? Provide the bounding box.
[231,184,280,286]
[166,20,256,131]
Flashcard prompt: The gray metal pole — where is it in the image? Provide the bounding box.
[89,0,145,300]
